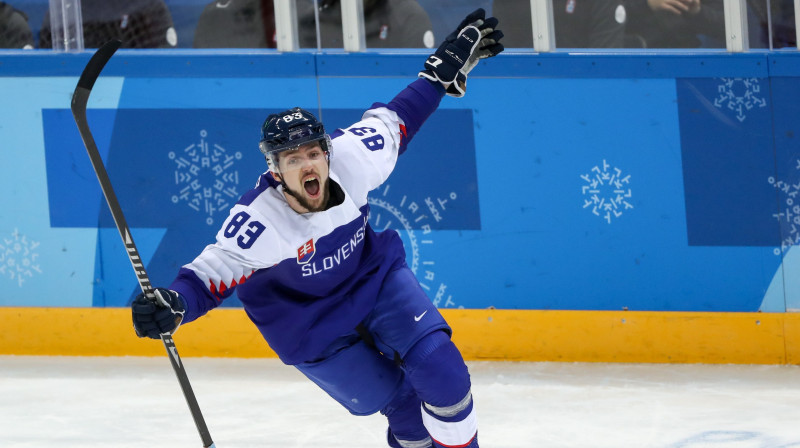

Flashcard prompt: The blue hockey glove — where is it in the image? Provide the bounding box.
[419,8,504,98]
[131,288,186,339]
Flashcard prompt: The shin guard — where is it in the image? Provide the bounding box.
[383,378,432,448]
[421,391,478,448]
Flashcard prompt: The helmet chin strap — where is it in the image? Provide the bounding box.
[270,171,294,199]
[281,180,302,201]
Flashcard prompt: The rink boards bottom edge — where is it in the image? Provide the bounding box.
[1,307,798,365]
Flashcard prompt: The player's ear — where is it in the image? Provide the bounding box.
[271,171,282,183]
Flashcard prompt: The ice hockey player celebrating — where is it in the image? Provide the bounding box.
[131,9,503,448]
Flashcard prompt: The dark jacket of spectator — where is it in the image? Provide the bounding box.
[0,2,34,49]
[492,0,628,48]
[194,0,434,49]
[40,0,177,48]
[623,0,726,48]
[747,0,796,49]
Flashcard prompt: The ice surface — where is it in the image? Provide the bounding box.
[1,356,798,447]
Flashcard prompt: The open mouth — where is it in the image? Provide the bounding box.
[303,177,320,197]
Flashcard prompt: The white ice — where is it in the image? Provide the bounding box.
[1,356,798,447]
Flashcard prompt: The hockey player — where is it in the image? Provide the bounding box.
[131,9,503,448]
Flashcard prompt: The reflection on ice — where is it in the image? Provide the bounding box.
[0,356,798,447]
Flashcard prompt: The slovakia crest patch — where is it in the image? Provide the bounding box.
[297,239,315,264]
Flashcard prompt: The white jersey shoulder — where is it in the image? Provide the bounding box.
[183,189,284,290]
[330,106,405,204]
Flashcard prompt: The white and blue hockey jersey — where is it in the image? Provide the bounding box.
[169,79,445,365]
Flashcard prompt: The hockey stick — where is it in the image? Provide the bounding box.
[71,40,216,448]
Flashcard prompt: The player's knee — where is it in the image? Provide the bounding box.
[404,330,471,407]
[404,331,477,447]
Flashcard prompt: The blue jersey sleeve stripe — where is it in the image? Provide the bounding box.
[170,267,223,324]
[238,173,278,207]
[370,79,444,154]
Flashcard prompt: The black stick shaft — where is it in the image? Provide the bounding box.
[70,40,215,448]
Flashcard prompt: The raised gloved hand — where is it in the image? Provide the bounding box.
[131,288,186,339]
[419,8,504,98]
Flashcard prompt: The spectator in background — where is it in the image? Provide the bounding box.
[492,0,628,48]
[194,0,434,49]
[748,0,796,49]
[623,0,726,48]
[0,2,34,49]
[39,0,177,48]
[194,0,276,48]
[297,0,434,49]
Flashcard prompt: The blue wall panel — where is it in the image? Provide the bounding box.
[0,51,797,312]
[677,77,778,247]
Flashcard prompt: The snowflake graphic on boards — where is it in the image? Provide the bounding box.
[169,130,243,226]
[713,78,767,122]
[369,184,462,308]
[768,159,800,255]
[580,160,633,224]
[0,229,41,287]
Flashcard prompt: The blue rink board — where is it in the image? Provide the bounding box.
[0,51,798,311]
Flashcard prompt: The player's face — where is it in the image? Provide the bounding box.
[274,142,330,213]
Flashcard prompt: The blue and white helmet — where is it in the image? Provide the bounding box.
[259,107,332,174]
